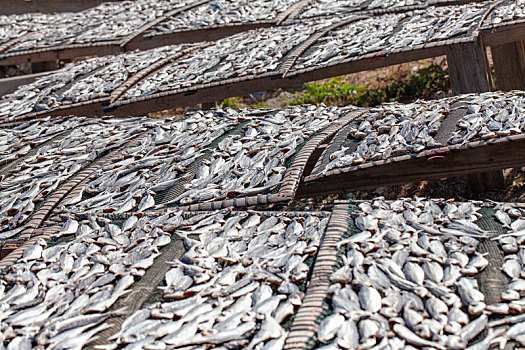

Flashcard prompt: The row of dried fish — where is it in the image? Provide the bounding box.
[0,0,197,52]
[486,0,525,26]
[0,56,110,119]
[0,2,507,119]
[0,118,147,240]
[59,109,241,214]
[319,198,501,349]
[124,18,336,99]
[107,210,328,349]
[0,45,185,119]
[0,208,186,349]
[149,0,299,36]
[0,208,327,349]
[162,105,347,207]
[294,3,489,69]
[0,16,337,119]
[323,90,525,173]
[0,116,82,166]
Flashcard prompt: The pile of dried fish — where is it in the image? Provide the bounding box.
[0,0,197,52]
[0,118,146,240]
[0,45,185,119]
[163,105,347,206]
[0,208,184,349]
[486,0,525,26]
[108,210,328,349]
[294,3,488,69]
[293,14,402,69]
[149,0,299,35]
[0,56,112,119]
[55,105,347,213]
[59,109,242,214]
[319,198,500,349]
[297,0,423,19]
[386,3,488,49]
[323,99,448,171]
[124,19,337,99]
[323,91,525,173]
[448,91,525,144]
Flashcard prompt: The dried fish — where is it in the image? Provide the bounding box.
[323,91,525,173]
[323,198,507,349]
[107,210,328,349]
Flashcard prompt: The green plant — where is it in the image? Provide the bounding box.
[512,172,525,191]
[250,101,269,109]
[382,64,449,103]
[290,76,364,106]
[221,96,242,108]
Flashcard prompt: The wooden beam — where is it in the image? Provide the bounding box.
[0,0,118,14]
[296,138,525,199]
[491,41,525,91]
[0,44,122,66]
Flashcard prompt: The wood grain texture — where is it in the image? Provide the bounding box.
[0,0,118,14]
[492,41,525,91]
[446,39,490,94]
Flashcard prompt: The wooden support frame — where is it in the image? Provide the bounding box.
[446,37,505,190]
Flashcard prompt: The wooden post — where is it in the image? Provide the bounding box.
[446,39,505,191]
[446,39,491,93]
[491,41,525,91]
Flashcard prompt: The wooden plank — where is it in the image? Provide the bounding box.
[446,39,490,93]
[0,71,52,97]
[296,137,525,199]
[491,41,525,91]
[0,0,118,14]
[481,20,525,47]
